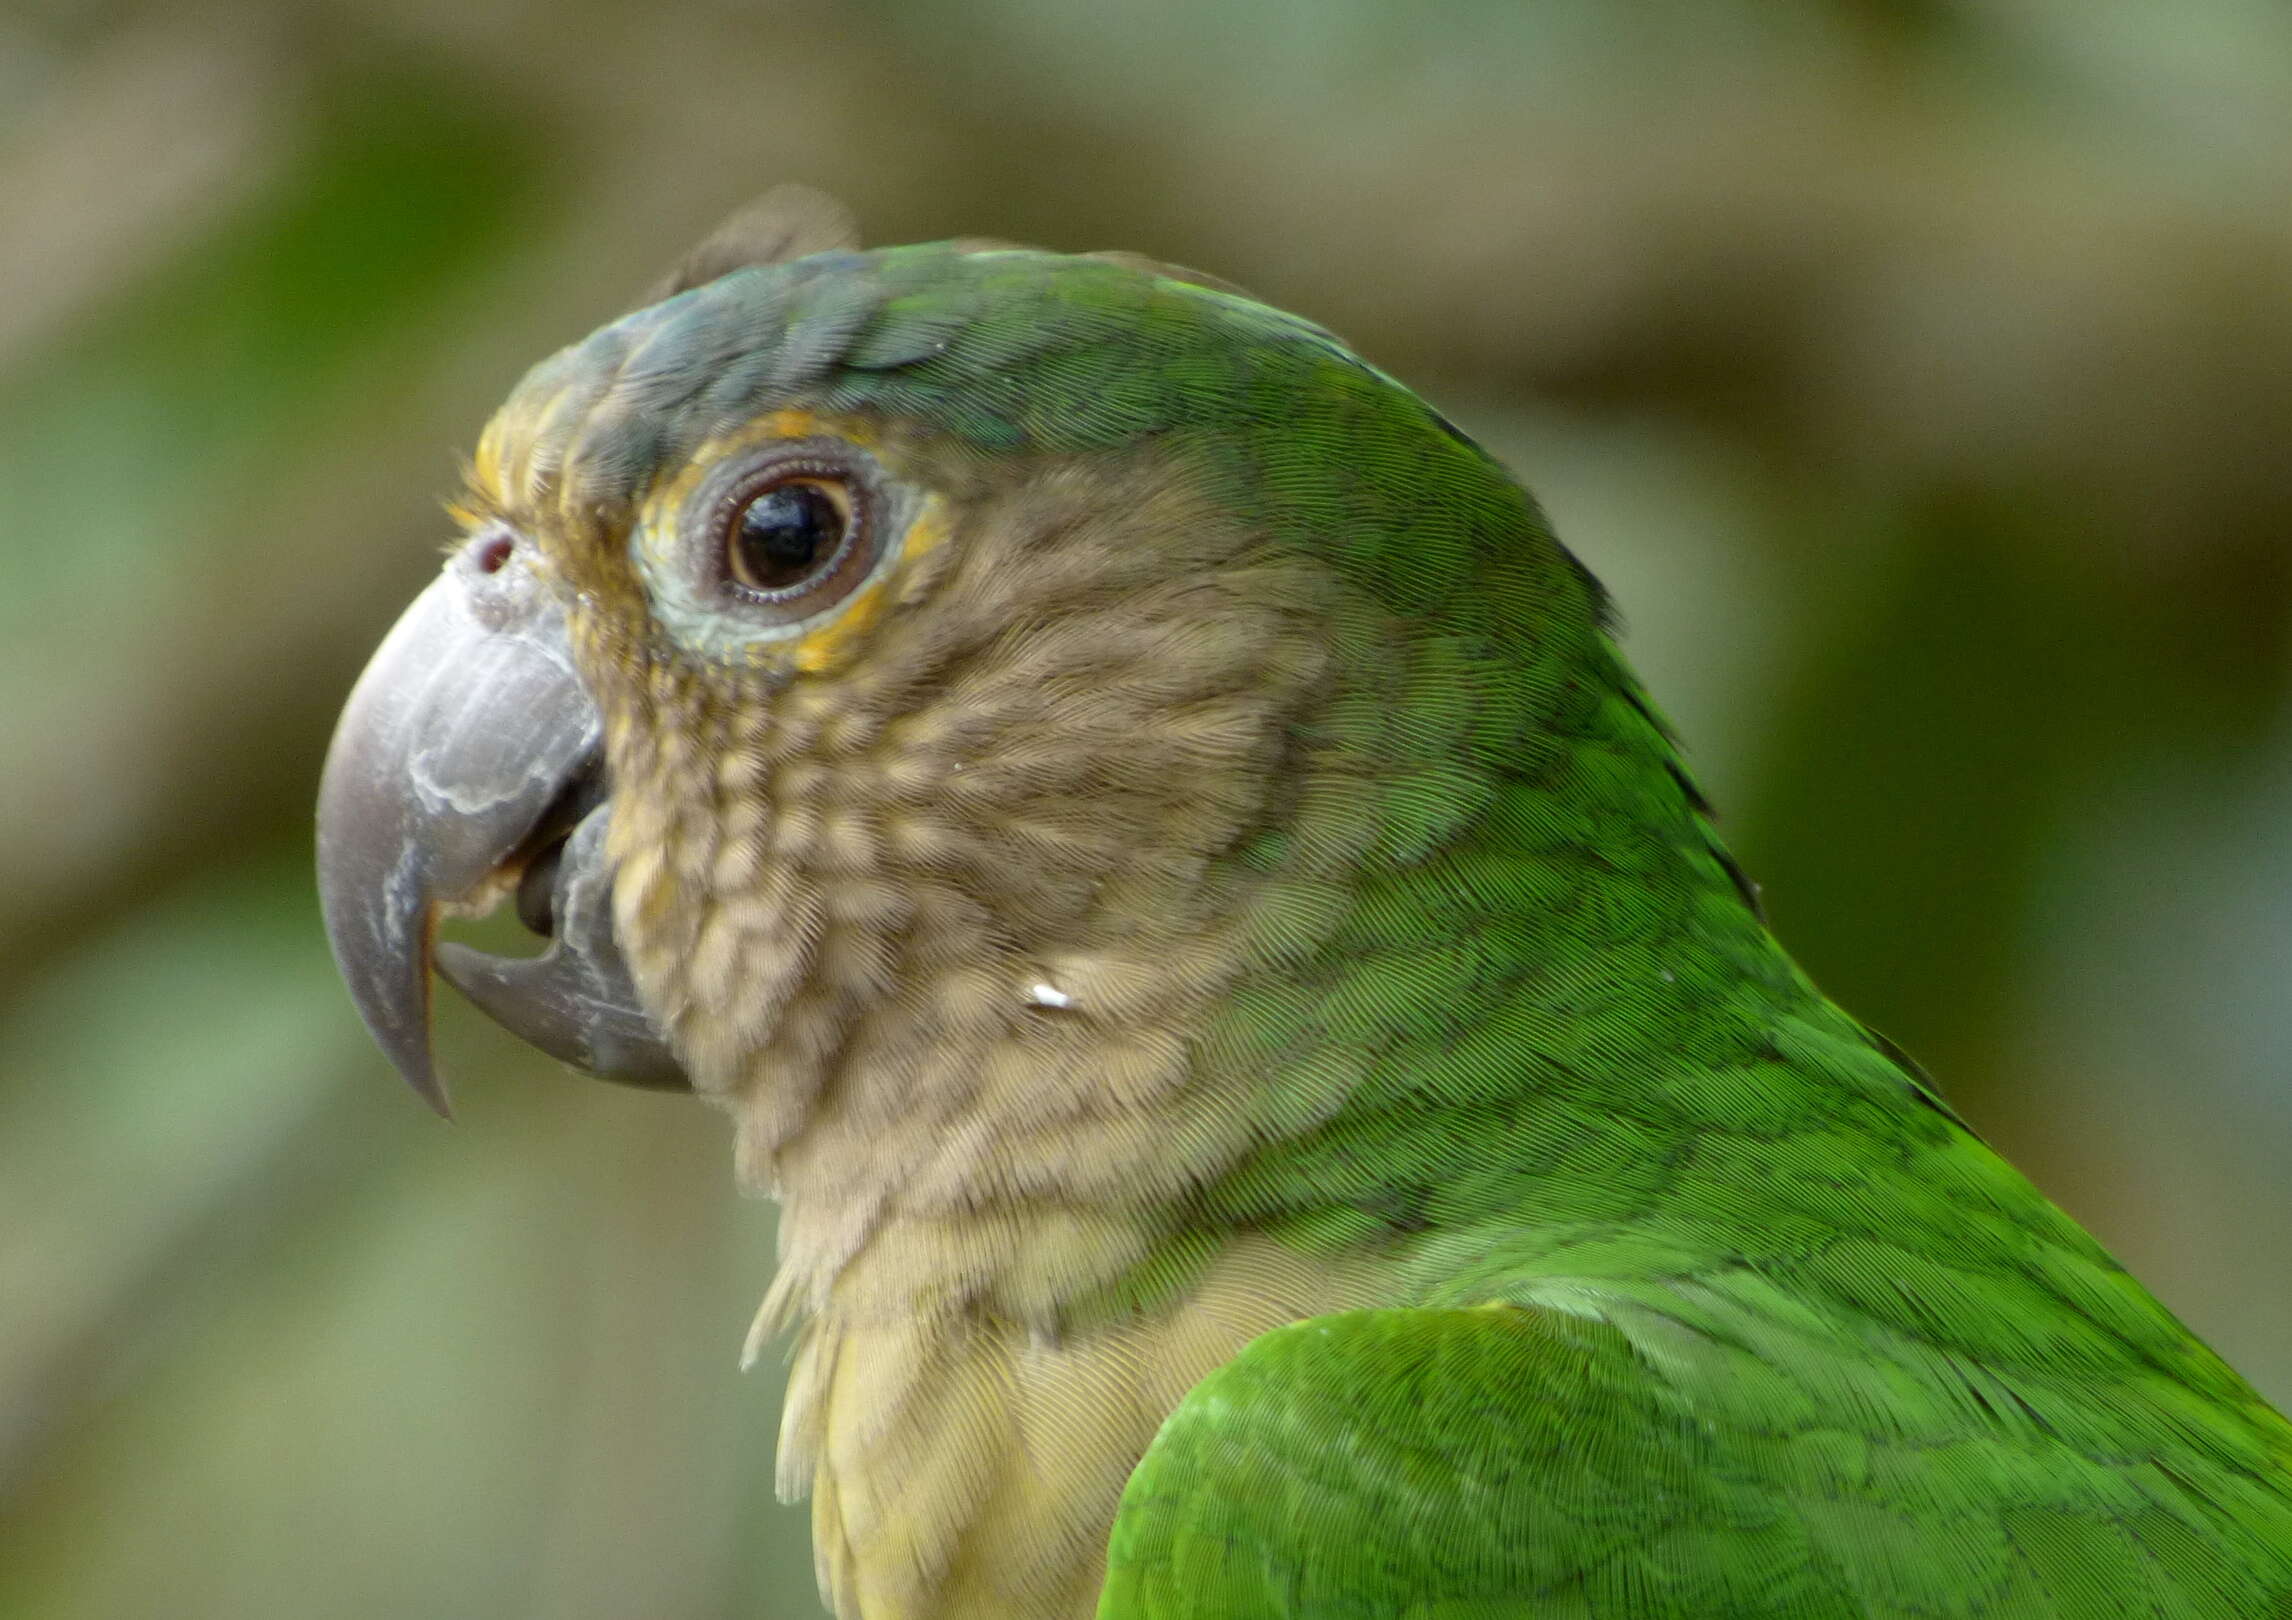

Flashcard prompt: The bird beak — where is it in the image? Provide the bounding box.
[315,528,686,1115]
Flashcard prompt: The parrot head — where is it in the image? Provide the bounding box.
[318,233,1614,1238]
[313,226,1827,1618]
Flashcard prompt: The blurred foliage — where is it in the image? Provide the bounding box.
[2,2,2289,1616]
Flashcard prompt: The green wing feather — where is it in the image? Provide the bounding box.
[1104,1293,2292,1618]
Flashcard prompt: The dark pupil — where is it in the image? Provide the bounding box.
[734,482,843,590]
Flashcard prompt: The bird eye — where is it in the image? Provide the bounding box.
[682,442,890,634]
[724,476,857,597]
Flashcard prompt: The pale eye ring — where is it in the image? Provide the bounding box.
[701,447,880,619]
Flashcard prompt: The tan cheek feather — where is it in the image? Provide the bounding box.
[580,448,1369,1620]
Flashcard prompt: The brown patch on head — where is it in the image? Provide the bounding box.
[635,185,1248,319]
[635,184,861,307]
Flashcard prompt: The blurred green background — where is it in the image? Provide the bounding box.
[4,2,2291,1615]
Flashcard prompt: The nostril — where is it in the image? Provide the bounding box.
[473,530,514,575]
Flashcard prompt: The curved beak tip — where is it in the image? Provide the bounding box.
[314,815,456,1120]
[372,968,456,1120]
[316,536,684,1106]
[398,1046,458,1122]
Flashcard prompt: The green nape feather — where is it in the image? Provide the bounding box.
[486,242,2292,1617]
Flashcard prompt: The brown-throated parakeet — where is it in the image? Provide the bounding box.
[316,216,2292,1618]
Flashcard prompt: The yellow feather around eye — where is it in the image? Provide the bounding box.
[634,409,869,538]
[793,499,956,675]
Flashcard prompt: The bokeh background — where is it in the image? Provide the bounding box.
[4,2,2291,1615]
